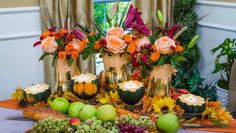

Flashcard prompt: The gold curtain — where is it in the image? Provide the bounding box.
[39,0,95,89]
[132,0,175,26]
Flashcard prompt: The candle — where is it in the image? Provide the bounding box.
[119,80,143,92]
[72,73,97,83]
[25,83,49,94]
[184,94,197,103]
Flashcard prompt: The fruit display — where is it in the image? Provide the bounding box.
[51,97,70,113]
[70,73,99,100]
[118,123,147,133]
[156,113,179,133]
[177,94,205,113]
[118,80,145,105]
[68,102,85,118]
[24,83,51,104]
[78,104,96,121]
[32,118,72,133]
[96,104,117,122]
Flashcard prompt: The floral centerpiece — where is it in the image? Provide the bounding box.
[33,27,88,83]
[78,4,149,91]
[128,11,200,97]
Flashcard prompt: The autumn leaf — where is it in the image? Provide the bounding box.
[63,91,80,102]
[109,91,120,102]
[142,96,153,113]
[98,93,110,104]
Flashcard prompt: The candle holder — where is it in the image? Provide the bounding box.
[118,80,145,105]
[69,73,99,100]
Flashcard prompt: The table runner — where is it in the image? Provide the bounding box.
[0,100,231,133]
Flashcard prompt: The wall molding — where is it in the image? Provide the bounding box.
[198,22,236,32]
[197,0,236,8]
[0,6,40,15]
[0,32,41,41]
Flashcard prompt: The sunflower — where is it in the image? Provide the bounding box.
[153,97,176,114]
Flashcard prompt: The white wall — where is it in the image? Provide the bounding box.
[196,0,236,84]
[0,6,43,100]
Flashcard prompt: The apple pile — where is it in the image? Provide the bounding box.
[51,97,117,122]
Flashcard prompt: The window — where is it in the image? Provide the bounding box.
[94,0,130,75]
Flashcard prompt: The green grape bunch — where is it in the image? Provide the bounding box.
[75,116,118,133]
[32,118,72,133]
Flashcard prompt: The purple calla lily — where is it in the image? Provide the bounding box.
[167,24,180,39]
[72,28,86,40]
[124,4,150,35]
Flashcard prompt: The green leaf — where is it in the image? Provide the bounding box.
[67,58,74,66]
[141,66,148,78]
[39,53,49,61]
[188,35,199,49]
[149,35,155,44]
[157,56,167,65]
[157,10,163,25]
[82,48,91,60]
[174,55,188,64]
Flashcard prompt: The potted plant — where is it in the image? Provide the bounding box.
[211,38,236,107]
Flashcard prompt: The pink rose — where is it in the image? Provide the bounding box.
[41,36,58,53]
[107,27,124,38]
[137,36,150,50]
[106,36,127,54]
[68,39,81,52]
[155,36,176,54]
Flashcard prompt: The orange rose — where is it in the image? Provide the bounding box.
[137,36,150,51]
[71,50,79,59]
[41,31,51,39]
[50,32,57,36]
[175,44,184,52]
[152,44,157,51]
[66,43,74,52]
[155,36,176,54]
[89,32,95,37]
[106,36,127,53]
[127,43,136,54]
[41,36,58,53]
[58,51,66,60]
[94,41,100,50]
[60,29,68,34]
[151,52,160,62]
[107,27,124,38]
[124,34,133,43]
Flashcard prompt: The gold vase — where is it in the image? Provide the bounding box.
[55,60,80,90]
[147,64,176,97]
[101,53,129,91]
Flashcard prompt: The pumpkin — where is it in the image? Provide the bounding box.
[24,83,51,104]
[118,80,145,105]
[177,94,205,113]
[70,73,99,100]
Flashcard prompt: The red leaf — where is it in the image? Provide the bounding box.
[33,41,41,47]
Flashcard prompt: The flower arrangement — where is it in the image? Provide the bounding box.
[77,4,149,59]
[33,28,87,66]
[129,11,200,78]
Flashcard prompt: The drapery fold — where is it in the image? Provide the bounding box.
[132,0,175,26]
[39,0,95,89]
[229,61,236,112]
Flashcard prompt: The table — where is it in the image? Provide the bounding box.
[0,99,235,133]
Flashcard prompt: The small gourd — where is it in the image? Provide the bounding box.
[118,80,145,105]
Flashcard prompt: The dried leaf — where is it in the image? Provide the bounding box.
[142,96,153,113]
[63,91,80,102]
[98,93,110,104]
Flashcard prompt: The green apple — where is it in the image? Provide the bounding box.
[51,97,70,114]
[96,104,117,122]
[78,105,96,121]
[68,102,85,118]
[156,113,179,133]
